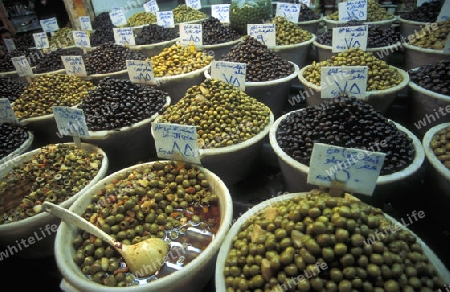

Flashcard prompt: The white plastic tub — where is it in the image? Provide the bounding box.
[272,35,316,69]
[297,17,323,35]
[403,42,450,71]
[398,16,430,38]
[323,16,397,30]
[129,38,179,58]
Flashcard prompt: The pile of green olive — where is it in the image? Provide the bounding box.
[127,12,157,27]
[229,0,273,35]
[172,4,208,24]
[272,16,313,45]
[71,161,221,287]
[223,189,446,291]
[429,125,450,170]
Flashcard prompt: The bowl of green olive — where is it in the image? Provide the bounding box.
[54,160,233,292]
[215,189,450,291]
[0,142,108,258]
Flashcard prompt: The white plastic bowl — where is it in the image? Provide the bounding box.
[129,38,179,58]
[205,62,299,117]
[403,42,450,71]
[269,109,425,198]
[32,68,66,78]
[0,142,108,258]
[398,16,430,38]
[215,192,450,291]
[54,160,233,292]
[298,64,409,113]
[0,130,34,166]
[272,35,316,69]
[323,16,397,30]
[422,123,450,196]
[297,16,323,35]
[190,37,243,60]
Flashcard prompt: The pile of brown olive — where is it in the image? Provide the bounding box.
[223,189,446,291]
[408,18,450,50]
[0,123,29,160]
[0,77,26,102]
[84,43,147,75]
[327,0,394,21]
[298,4,321,21]
[12,74,95,120]
[77,77,169,131]
[429,125,450,170]
[71,161,221,287]
[303,48,403,91]
[135,24,179,45]
[14,33,35,49]
[408,60,450,95]
[400,0,444,22]
[158,78,271,149]
[33,48,82,74]
[201,17,241,45]
[276,96,415,176]
[272,16,313,45]
[0,143,104,224]
[217,36,295,82]
[172,4,208,24]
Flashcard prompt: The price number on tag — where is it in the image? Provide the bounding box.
[247,24,276,48]
[179,24,202,46]
[4,38,15,52]
[210,61,246,91]
[113,28,135,46]
[33,32,49,49]
[339,0,368,21]
[144,0,159,13]
[61,56,87,77]
[332,25,368,52]
[52,106,90,139]
[276,3,300,23]
[109,9,127,26]
[79,16,93,31]
[0,98,18,124]
[126,60,155,84]
[40,17,59,32]
[211,4,230,23]
[321,66,368,100]
[11,56,33,77]
[156,11,175,28]
[186,0,201,9]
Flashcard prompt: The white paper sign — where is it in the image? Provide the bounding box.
[40,17,59,32]
[179,23,202,46]
[444,36,450,53]
[73,31,91,48]
[276,3,300,23]
[79,16,93,31]
[339,0,368,21]
[0,98,18,124]
[52,106,90,139]
[4,38,15,52]
[332,25,368,52]
[321,66,368,100]
[113,28,136,45]
[33,32,50,49]
[11,56,33,77]
[152,123,201,164]
[211,4,230,23]
[307,143,385,196]
[110,9,127,26]
[156,11,175,28]
[186,0,201,10]
[247,24,276,48]
[417,0,430,6]
[437,0,450,21]
[210,61,246,91]
[144,0,159,13]
[61,56,87,77]
[126,60,155,84]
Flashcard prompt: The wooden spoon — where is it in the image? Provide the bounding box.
[43,201,169,277]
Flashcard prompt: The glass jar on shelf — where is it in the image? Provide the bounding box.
[229,0,273,35]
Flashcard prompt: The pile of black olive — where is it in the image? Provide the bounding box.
[135,24,179,45]
[14,33,35,49]
[77,77,169,130]
[84,43,147,75]
[408,60,450,95]
[0,48,38,72]
[400,0,444,22]
[0,123,30,160]
[299,3,321,21]
[276,96,415,175]
[90,12,116,46]
[0,77,26,102]
[201,17,241,45]
[316,21,401,48]
[216,36,295,82]
[33,48,83,74]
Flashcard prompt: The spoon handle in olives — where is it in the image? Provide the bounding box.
[43,201,118,248]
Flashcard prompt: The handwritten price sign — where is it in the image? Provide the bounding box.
[332,25,368,52]
[321,66,368,100]
[144,0,159,13]
[33,32,49,49]
[339,0,368,21]
[11,56,33,77]
[276,3,300,23]
[211,4,230,23]
[4,38,15,52]
[113,28,136,45]
[211,61,246,91]
[73,31,91,48]
[179,23,202,46]
[109,9,127,26]
[126,60,155,84]
[0,99,18,124]
[307,143,385,195]
[79,16,93,31]
[61,56,87,77]
[248,24,276,48]
[156,11,175,28]
[52,106,90,139]
[152,123,201,164]
[437,0,450,21]
[186,0,201,10]
[40,17,59,32]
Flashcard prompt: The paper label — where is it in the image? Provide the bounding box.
[444,35,450,53]
[33,32,50,49]
[0,98,18,124]
[11,56,33,77]
[109,9,127,26]
[320,66,368,100]
[156,11,175,28]
[247,24,276,48]
[113,28,136,46]
[437,0,450,21]
[4,38,15,52]
[144,0,159,13]
[307,143,385,196]
[40,17,59,32]
[52,106,90,139]
[210,61,246,91]
[332,25,368,52]
[276,3,300,23]
[79,16,93,31]
[211,4,230,23]
[126,60,155,84]
[339,0,368,21]
[417,0,430,6]
[61,56,87,77]
[186,0,202,10]
[152,123,201,164]
[179,23,202,46]
[73,31,91,48]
